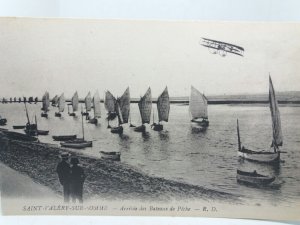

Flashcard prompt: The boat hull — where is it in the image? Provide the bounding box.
[60,140,92,149]
[134,124,146,132]
[111,126,123,134]
[100,151,121,161]
[41,112,48,118]
[52,135,77,141]
[69,112,76,117]
[37,130,49,135]
[0,118,7,126]
[55,112,62,117]
[152,124,163,131]
[237,170,275,185]
[89,118,98,125]
[238,148,280,164]
[13,125,26,129]
[191,119,209,127]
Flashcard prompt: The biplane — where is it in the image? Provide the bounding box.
[201,38,244,57]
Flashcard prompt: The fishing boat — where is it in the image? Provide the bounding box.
[134,87,152,133]
[69,91,79,116]
[237,76,282,164]
[236,169,275,185]
[89,91,101,125]
[55,93,65,117]
[189,86,209,127]
[52,135,77,141]
[99,151,121,161]
[104,91,117,128]
[82,92,92,117]
[61,110,92,149]
[51,95,59,106]
[0,116,7,126]
[151,87,170,131]
[41,91,50,118]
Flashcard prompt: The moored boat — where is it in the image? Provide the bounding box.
[55,93,65,117]
[237,76,283,164]
[100,151,121,161]
[41,91,50,118]
[151,87,170,131]
[89,91,101,125]
[0,117,7,126]
[13,125,26,129]
[51,95,59,107]
[134,87,152,133]
[236,169,275,185]
[69,91,79,116]
[189,86,209,127]
[82,92,92,117]
[104,90,117,128]
[52,135,77,141]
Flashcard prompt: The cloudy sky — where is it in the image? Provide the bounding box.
[0,18,299,99]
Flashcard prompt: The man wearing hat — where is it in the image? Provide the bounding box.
[70,157,86,203]
[56,152,71,203]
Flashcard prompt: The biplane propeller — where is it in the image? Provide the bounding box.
[200,38,244,57]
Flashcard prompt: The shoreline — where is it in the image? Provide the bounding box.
[0,134,240,203]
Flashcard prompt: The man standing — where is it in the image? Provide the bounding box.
[56,152,71,203]
[70,157,85,203]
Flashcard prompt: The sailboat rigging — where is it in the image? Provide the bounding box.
[237,75,283,164]
[55,93,65,117]
[41,91,50,118]
[89,91,101,125]
[151,87,170,131]
[104,90,117,128]
[69,91,79,116]
[189,86,209,127]
[134,87,152,133]
[82,92,92,117]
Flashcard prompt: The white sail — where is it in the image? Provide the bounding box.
[189,86,208,119]
[104,91,116,112]
[118,87,130,123]
[138,87,152,124]
[85,92,92,112]
[157,87,170,122]
[58,93,65,112]
[93,91,101,118]
[72,91,79,112]
[269,76,283,147]
[42,91,50,112]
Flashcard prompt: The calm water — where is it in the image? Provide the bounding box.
[1,103,300,206]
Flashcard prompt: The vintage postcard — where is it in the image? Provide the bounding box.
[0,17,299,220]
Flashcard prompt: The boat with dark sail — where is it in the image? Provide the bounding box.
[89,91,101,124]
[69,91,79,116]
[51,95,59,106]
[236,169,275,185]
[55,93,65,117]
[151,87,170,131]
[41,91,50,118]
[189,86,209,127]
[61,111,92,149]
[237,76,282,164]
[82,92,92,117]
[134,87,152,133]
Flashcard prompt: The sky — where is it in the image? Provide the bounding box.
[0,18,299,99]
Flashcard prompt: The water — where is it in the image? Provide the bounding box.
[1,103,300,206]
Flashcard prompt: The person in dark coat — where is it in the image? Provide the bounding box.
[56,153,71,203]
[70,157,85,203]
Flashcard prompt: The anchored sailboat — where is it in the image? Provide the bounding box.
[69,91,79,116]
[55,93,65,117]
[41,91,50,118]
[189,86,209,127]
[104,91,117,128]
[238,75,283,164]
[134,87,152,133]
[51,95,59,107]
[89,91,101,124]
[151,87,170,131]
[82,92,92,117]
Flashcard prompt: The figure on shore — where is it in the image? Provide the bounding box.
[70,157,86,203]
[56,152,71,203]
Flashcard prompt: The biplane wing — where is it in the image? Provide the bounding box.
[201,37,244,57]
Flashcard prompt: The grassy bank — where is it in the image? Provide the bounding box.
[0,135,239,203]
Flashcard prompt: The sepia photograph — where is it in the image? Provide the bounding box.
[0,16,299,221]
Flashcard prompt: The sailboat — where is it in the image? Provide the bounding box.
[104,91,117,128]
[82,92,92,117]
[237,75,282,164]
[110,88,130,134]
[0,115,7,126]
[55,93,65,117]
[61,108,92,149]
[189,86,209,127]
[41,91,50,118]
[89,91,101,124]
[151,87,170,131]
[134,87,152,133]
[51,95,59,106]
[69,91,79,116]
[24,103,48,136]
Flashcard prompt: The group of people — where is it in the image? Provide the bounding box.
[56,153,86,203]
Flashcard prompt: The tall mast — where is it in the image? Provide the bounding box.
[24,102,30,125]
[81,107,85,140]
[237,119,241,151]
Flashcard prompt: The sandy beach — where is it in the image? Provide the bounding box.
[0,132,239,203]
